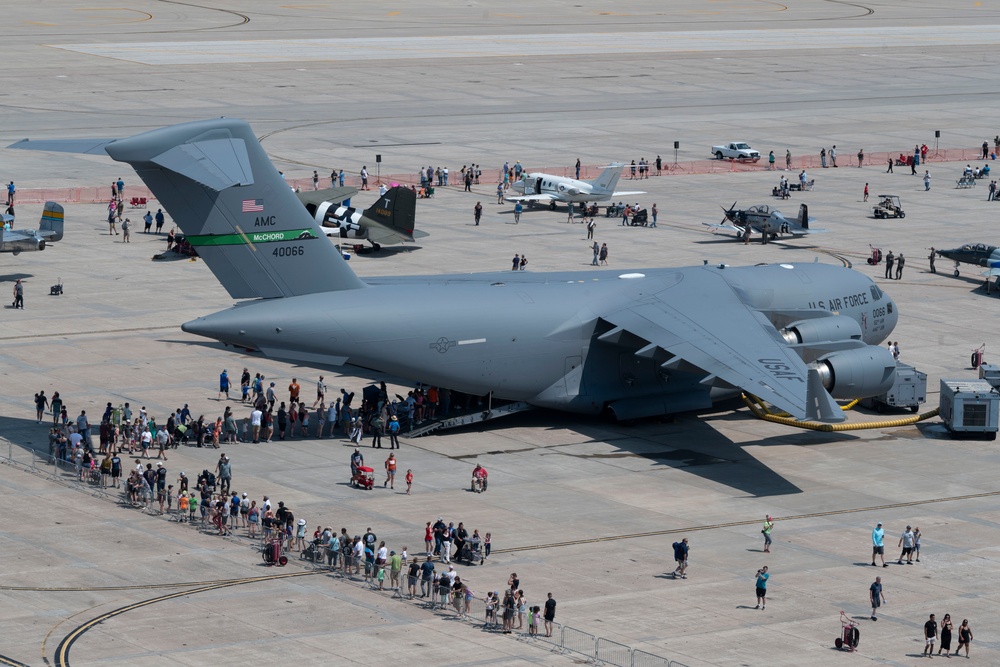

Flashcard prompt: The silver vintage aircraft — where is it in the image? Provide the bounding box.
[506,163,644,210]
[12,120,900,423]
[0,202,64,254]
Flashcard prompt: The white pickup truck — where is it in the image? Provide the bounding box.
[711,142,760,162]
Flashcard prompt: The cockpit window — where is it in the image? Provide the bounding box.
[870,285,883,301]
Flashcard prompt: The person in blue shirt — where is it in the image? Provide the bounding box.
[755,566,769,609]
[218,369,230,401]
[872,521,887,567]
[672,538,689,579]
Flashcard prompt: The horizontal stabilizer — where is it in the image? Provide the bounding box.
[7,137,118,155]
[151,139,253,191]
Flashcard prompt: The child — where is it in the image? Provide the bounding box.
[188,494,197,523]
[484,532,492,560]
[405,469,413,495]
[166,484,174,516]
[528,606,539,636]
[177,491,189,522]
[377,564,386,590]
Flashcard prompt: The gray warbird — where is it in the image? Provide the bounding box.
[705,202,825,241]
[0,202,64,254]
[12,119,901,423]
[506,163,644,210]
[296,185,425,250]
[935,243,1000,278]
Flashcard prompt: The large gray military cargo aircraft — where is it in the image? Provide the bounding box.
[11,119,900,423]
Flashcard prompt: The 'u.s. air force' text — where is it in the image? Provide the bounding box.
[806,291,869,311]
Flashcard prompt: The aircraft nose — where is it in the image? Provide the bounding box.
[887,299,899,333]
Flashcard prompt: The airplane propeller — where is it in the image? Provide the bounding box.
[720,201,738,225]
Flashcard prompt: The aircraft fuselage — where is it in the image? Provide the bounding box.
[183,263,896,417]
[510,173,607,204]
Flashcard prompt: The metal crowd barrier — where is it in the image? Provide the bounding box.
[3,438,687,666]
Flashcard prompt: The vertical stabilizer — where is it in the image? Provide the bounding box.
[799,203,809,229]
[40,202,64,241]
[363,186,417,238]
[589,163,624,196]
[103,119,366,299]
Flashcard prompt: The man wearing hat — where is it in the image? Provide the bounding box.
[761,515,774,553]
[388,415,400,449]
[872,521,887,567]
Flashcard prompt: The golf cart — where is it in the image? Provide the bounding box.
[872,194,905,219]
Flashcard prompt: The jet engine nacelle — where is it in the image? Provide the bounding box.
[781,316,863,345]
[812,346,896,399]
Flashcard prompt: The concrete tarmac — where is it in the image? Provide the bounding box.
[3,2,1000,666]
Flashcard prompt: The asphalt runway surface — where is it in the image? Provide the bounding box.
[3,2,1000,666]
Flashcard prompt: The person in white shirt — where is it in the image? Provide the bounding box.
[250,408,263,443]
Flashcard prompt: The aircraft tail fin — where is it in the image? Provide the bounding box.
[363,186,417,240]
[39,201,64,242]
[103,119,366,299]
[799,203,809,229]
[589,163,624,196]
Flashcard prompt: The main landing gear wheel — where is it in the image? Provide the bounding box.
[955,270,960,277]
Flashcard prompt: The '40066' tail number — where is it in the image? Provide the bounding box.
[273,245,304,257]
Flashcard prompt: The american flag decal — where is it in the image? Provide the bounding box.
[242,198,264,213]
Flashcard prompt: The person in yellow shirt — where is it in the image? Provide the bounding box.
[762,516,774,553]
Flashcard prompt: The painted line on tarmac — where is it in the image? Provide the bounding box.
[53,570,318,667]
[494,487,1000,555]
[0,573,312,592]
[0,654,31,667]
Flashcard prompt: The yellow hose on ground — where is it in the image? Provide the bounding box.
[840,399,861,411]
[741,393,939,431]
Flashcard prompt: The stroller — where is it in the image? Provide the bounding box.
[300,538,325,563]
[629,209,649,226]
[197,469,216,492]
[457,539,484,565]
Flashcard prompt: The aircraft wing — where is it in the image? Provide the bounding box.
[612,190,645,197]
[506,194,557,203]
[364,220,414,245]
[295,186,359,207]
[601,273,843,422]
[702,222,747,235]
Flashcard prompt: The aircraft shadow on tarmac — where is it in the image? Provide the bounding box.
[440,404,862,498]
[348,245,422,257]
[95,340,863,498]
[0,272,34,283]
